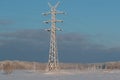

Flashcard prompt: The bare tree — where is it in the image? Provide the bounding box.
[3,61,14,74]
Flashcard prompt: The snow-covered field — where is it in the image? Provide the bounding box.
[0,70,120,80]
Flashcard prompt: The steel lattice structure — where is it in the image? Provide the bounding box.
[43,2,65,72]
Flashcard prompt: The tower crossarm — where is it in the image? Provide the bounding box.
[43,11,65,16]
[43,20,51,24]
[44,20,63,24]
[45,27,62,32]
[56,11,65,14]
[42,12,51,16]
[55,20,63,23]
[45,28,51,32]
[56,27,62,31]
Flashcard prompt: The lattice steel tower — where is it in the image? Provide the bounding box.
[43,2,65,72]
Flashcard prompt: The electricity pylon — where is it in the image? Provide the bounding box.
[43,2,65,72]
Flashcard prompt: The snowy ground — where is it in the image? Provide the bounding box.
[0,70,120,80]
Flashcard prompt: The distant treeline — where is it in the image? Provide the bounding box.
[0,60,120,73]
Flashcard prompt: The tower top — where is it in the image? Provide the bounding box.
[48,1,60,8]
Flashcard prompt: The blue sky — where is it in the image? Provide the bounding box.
[0,0,120,62]
[0,0,120,47]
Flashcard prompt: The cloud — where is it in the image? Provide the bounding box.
[0,29,120,63]
[0,20,14,26]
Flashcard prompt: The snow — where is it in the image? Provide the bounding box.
[0,70,120,80]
